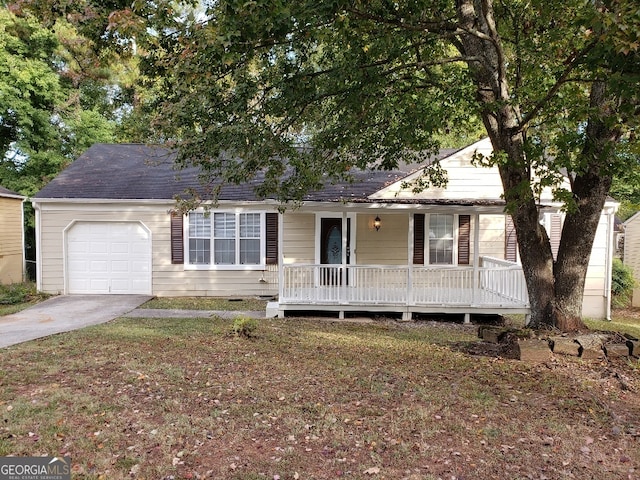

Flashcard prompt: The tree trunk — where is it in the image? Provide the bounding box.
[553,81,618,331]
[455,1,619,331]
[456,0,557,328]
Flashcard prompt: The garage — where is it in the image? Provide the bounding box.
[66,222,152,294]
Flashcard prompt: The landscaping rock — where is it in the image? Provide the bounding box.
[497,333,521,359]
[579,346,606,361]
[517,339,552,362]
[480,326,516,344]
[603,344,632,358]
[574,333,609,360]
[549,337,581,357]
[623,334,639,357]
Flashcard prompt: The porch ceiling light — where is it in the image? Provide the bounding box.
[374,216,381,231]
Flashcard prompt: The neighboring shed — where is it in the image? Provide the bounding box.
[623,212,640,307]
[0,186,25,284]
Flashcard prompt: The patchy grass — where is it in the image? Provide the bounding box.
[0,282,50,316]
[505,308,640,339]
[0,316,638,479]
[587,307,640,339]
[141,296,268,311]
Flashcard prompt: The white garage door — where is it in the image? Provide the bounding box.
[67,222,152,294]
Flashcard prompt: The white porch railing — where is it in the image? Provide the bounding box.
[280,257,529,308]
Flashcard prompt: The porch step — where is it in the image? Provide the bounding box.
[266,301,279,318]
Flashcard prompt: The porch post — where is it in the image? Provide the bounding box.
[407,211,414,307]
[469,212,481,323]
[278,211,285,318]
[341,211,347,309]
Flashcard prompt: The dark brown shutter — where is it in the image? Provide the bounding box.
[265,213,279,265]
[413,213,425,265]
[457,215,471,265]
[505,214,518,262]
[550,213,562,260]
[170,212,184,264]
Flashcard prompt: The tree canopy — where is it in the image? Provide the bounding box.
[128,0,639,330]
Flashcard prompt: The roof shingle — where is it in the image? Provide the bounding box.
[34,143,459,202]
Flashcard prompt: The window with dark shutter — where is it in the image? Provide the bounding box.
[505,215,518,262]
[457,215,471,265]
[265,213,279,265]
[170,212,184,264]
[413,213,425,265]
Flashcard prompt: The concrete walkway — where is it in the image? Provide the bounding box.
[0,295,152,348]
[125,308,265,319]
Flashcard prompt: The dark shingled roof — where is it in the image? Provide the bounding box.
[0,186,24,198]
[34,143,460,202]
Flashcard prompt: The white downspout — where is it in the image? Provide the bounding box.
[605,207,615,321]
[33,201,42,292]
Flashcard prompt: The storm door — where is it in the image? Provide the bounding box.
[320,217,351,285]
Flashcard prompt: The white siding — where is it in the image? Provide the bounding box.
[623,213,640,307]
[477,214,506,259]
[356,213,408,265]
[282,212,315,264]
[36,202,279,297]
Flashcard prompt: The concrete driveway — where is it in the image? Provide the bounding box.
[0,295,152,348]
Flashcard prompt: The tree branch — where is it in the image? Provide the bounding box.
[380,55,480,77]
[517,41,598,130]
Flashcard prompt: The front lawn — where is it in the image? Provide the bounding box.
[0,315,638,479]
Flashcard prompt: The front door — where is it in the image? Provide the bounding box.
[320,217,351,285]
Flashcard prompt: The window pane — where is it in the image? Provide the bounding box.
[429,239,453,264]
[188,213,211,264]
[189,238,211,264]
[429,214,454,264]
[240,239,260,264]
[240,213,261,238]
[189,213,210,237]
[214,213,235,238]
[214,239,236,264]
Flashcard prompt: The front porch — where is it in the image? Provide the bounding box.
[273,256,530,322]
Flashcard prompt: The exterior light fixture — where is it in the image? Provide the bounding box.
[374,216,381,231]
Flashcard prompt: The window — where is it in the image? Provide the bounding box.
[429,214,454,264]
[189,213,211,264]
[239,213,261,264]
[187,212,264,267]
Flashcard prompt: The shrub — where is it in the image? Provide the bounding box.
[611,258,636,308]
[0,282,42,305]
[231,316,258,338]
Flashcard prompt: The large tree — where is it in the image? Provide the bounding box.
[0,6,120,195]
